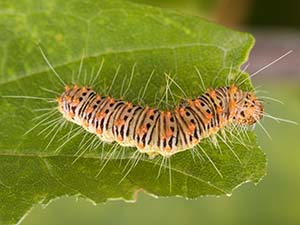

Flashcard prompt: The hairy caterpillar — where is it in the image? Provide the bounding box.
[51,50,293,163]
[57,83,264,158]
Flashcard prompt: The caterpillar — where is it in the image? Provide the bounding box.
[52,50,293,160]
[57,83,264,158]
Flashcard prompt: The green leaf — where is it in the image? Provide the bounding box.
[0,0,266,224]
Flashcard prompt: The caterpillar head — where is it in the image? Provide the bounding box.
[236,92,264,125]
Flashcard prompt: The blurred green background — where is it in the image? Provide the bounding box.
[21,0,300,225]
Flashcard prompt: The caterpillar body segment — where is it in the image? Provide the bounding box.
[57,84,264,157]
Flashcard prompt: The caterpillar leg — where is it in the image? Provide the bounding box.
[147,151,160,159]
